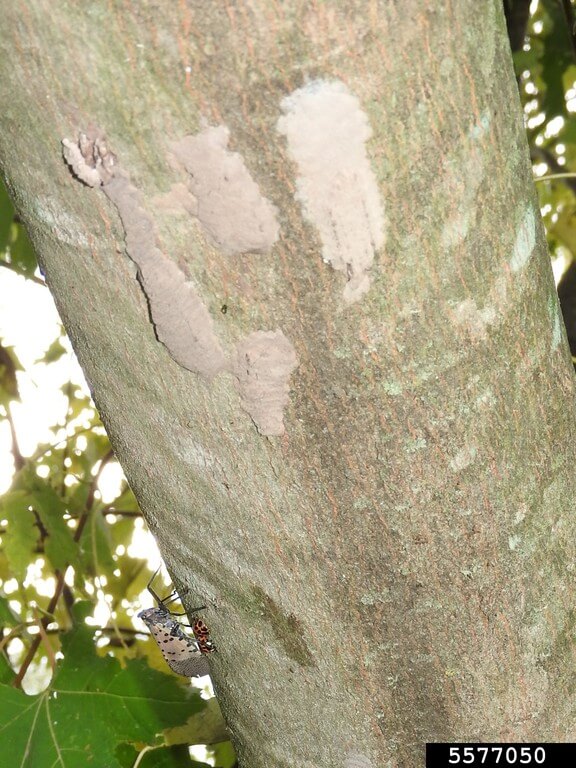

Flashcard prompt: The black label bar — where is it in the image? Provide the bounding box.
[426,743,576,767]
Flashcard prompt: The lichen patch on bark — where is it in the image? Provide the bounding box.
[344,753,376,768]
[233,330,299,436]
[440,147,485,250]
[277,79,385,304]
[468,108,491,141]
[170,126,280,255]
[510,205,536,272]
[548,294,563,351]
[449,443,478,472]
[252,586,314,667]
[451,298,496,342]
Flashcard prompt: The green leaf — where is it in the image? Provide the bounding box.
[0,650,14,685]
[165,698,230,747]
[0,491,38,580]
[66,431,111,478]
[512,44,541,75]
[110,555,149,604]
[529,0,572,119]
[0,340,22,406]
[34,447,67,493]
[9,223,37,276]
[67,393,94,422]
[37,337,67,365]
[0,593,21,627]
[29,482,78,570]
[0,180,37,277]
[79,509,115,576]
[84,432,113,466]
[0,603,204,768]
[210,740,237,768]
[112,483,140,514]
[65,480,91,517]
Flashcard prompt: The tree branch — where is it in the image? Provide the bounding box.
[532,144,576,194]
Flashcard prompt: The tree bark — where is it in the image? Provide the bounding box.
[2,2,576,766]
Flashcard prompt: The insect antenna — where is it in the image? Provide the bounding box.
[145,566,165,605]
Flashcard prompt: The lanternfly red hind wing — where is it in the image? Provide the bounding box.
[192,617,217,654]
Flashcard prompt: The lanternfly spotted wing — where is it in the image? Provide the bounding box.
[137,568,215,677]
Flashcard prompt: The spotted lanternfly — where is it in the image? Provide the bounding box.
[137,568,215,677]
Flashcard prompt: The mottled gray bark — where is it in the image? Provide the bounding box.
[1,2,575,766]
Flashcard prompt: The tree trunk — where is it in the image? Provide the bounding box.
[2,2,575,766]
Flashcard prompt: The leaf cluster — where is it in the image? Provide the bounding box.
[510,0,576,360]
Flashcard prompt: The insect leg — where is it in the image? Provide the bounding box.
[146,565,165,605]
